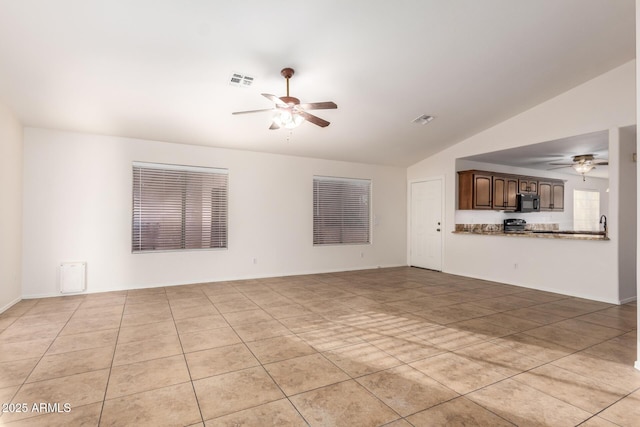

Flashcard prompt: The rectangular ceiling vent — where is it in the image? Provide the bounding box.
[412,114,435,125]
[229,72,254,88]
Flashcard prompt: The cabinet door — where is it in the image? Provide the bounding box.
[539,181,564,211]
[538,181,552,210]
[519,179,537,194]
[493,176,518,210]
[505,177,518,210]
[473,174,492,209]
[552,183,564,211]
[519,180,529,193]
[492,176,506,209]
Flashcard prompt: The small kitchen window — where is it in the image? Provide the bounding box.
[313,176,371,245]
[132,162,228,252]
[573,189,600,231]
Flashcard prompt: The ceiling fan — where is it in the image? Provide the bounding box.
[548,154,608,180]
[232,67,337,130]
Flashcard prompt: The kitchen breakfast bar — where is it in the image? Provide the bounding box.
[453,223,609,241]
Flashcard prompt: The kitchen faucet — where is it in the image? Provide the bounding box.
[599,215,607,236]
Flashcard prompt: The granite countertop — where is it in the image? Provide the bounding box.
[453,224,608,240]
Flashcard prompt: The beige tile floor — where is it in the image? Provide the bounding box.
[0,267,638,426]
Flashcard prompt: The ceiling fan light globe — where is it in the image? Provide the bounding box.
[573,163,595,174]
[273,110,304,129]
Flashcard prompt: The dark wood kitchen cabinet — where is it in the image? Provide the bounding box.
[519,178,538,194]
[458,170,565,211]
[458,170,493,209]
[538,180,565,211]
[493,174,518,210]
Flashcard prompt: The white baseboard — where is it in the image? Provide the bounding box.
[441,268,626,305]
[619,295,637,304]
[0,296,22,314]
[22,263,409,299]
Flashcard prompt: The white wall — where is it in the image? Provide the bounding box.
[0,102,23,312]
[21,128,407,297]
[408,60,636,304]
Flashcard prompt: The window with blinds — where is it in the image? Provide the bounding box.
[573,189,600,231]
[313,176,371,245]
[132,162,228,252]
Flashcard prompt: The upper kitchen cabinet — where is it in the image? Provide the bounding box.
[493,174,518,210]
[458,170,565,212]
[458,170,492,209]
[519,178,538,194]
[538,180,565,211]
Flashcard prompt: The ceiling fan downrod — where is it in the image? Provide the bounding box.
[280,68,296,104]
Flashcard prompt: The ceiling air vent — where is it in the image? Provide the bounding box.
[229,72,254,88]
[412,114,435,125]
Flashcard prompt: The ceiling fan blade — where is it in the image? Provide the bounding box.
[548,162,574,166]
[547,165,572,170]
[298,101,337,110]
[594,161,609,165]
[262,93,288,107]
[269,122,280,130]
[232,108,275,115]
[298,111,330,127]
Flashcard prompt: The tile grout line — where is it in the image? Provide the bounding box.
[97,289,142,426]
[168,289,206,426]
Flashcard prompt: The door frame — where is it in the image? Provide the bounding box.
[408,176,445,270]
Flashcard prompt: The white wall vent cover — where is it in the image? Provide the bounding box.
[59,262,86,294]
[229,72,254,87]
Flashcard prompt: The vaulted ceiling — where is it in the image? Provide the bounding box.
[460,130,612,178]
[0,0,634,166]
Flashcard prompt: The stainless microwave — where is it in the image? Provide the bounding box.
[516,193,540,212]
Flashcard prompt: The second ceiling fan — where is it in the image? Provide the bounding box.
[548,154,608,181]
[232,68,337,129]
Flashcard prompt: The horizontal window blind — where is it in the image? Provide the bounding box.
[573,189,600,231]
[132,162,228,252]
[313,176,371,245]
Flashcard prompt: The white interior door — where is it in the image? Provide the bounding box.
[410,179,443,271]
